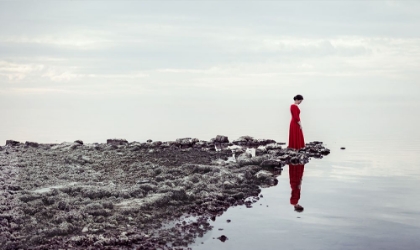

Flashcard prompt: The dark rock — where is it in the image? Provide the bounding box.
[130,145,141,151]
[74,140,83,145]
[290,157,300,164]
[195,140,207,147]
[70,143,82,150]
[214,135,229,143]
[308,147,319,153]
[147,139,153,143]
[176,138,198,147]
[277,154,290,161]
[25,141,39,147]
[192,143,203,148]
[267,178,279,186]
[260,159,283,167]
[341,147,346,150]
[107,139,128,146]
[217,235,228,242]
[6,140,20,146]
[8,185,21,191]
[164,141,179,147]
[42,196,55,205]
[255,139,276,146]
[255,170,272,180]
[232,136,253,146]
[57,201,68,210]
[237,155,268,167]
[321,149,331,155]
[265,143,283,150]
[151,141,162,147]
[307,141,323,145]
[171,189,188,200]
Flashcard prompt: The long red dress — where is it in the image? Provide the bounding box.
[289,164,305,205]
[288,104,305,149]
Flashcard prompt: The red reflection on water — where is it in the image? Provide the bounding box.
[289,164,305,213]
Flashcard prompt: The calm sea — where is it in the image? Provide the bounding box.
[189,98,420,249]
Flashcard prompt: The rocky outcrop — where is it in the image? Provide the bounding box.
[0,135,329,249]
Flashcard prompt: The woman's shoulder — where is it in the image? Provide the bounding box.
[290,104,300,110]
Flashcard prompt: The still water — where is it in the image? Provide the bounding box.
[189,101,420,250]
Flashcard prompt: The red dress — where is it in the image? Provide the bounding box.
[289,164,305,205]
[288,104,305,149]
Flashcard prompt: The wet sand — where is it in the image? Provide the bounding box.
[0,136,329,249]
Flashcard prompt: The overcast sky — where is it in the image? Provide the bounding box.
[1,1,420,143]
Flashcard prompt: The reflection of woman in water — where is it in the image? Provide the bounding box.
[289,164,305,212]
[289,95,305,150]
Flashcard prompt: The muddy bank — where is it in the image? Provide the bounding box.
[0,136,329,249]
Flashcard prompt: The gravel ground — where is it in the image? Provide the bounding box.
[0,136,329,249]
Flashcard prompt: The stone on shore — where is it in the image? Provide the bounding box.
[232,136,277,147]
[74,140,84,145]
[260,159,284,167]
[25,141,39,147]
[6,140,20,146]
[106,139,128,146]
[176,138,199,147]
[214,135,229,143]
[255,170,273,180]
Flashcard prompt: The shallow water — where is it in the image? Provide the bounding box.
[189,136,420,249]
[187,97,420,249]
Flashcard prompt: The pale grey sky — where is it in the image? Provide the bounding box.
[1,1,420,143]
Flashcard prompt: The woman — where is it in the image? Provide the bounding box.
[288,95,305,149]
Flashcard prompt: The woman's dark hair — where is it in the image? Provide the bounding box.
[293,94,304,101]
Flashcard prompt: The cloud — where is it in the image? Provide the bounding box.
[2,35,419,95]
[0,32,111,50]
[41,69,149,82]
[0,60,44,80]
[1,0,420,96]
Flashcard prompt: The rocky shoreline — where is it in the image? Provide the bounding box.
[0,135,330,249]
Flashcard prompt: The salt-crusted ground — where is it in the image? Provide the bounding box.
[0,136,329,249]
